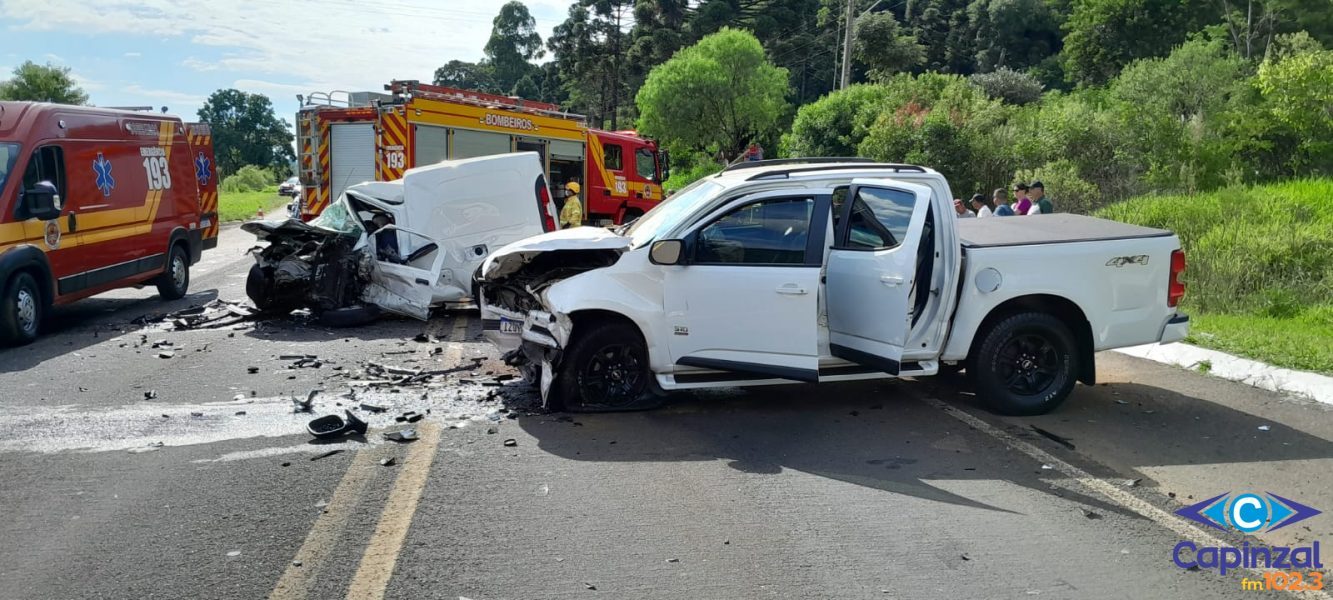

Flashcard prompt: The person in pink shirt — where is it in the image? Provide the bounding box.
[1013,182,1033,216]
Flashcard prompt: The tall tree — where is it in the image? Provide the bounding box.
[854,12,926,81]
[968,0,1062,71]
[433,60,498,92]
[1062,0,1220,85]
[196,89,295,178]
[0,61,89,104]
[550,0,634,128]
[636,28,790,161]
[485,1,545,93]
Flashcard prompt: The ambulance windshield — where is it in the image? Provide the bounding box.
[0,143,18,192]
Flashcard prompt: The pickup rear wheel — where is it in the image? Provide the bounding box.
[1,272,42,346]
[553,320,661,412]
[973,312,1078,416]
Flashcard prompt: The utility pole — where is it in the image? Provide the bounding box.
[840,0,855,89]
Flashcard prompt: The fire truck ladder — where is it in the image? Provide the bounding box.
[386,80,587,123]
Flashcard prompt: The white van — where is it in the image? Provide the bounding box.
[245,152,557,322]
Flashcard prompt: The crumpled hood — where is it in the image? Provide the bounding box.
[240,218,339,242]
[480,226,632,280]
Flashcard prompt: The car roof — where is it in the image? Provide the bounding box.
[705,158,940,187]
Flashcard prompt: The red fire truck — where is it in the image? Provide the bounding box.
[296,81,668,225]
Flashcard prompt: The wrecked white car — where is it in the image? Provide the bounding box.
[245,153,558,324]
[478,160,1190,415]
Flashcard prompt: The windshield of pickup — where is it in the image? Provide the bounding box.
[0,143,18,193]
[626,178,724,248]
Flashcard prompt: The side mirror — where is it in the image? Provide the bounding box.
[22,186,61,221]
[649,239,685,266]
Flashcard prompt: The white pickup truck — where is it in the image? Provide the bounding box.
[478,160,1189,415]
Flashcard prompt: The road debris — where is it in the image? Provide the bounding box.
[359,402,388,413]
[310,449,344,461]
[395,411,424,423]
[1257,425,1271,431]
[1029,425,1076,450]
[292,390,317,413]
[1082,509,1103,520]
[306,410,368,440]
[383,429,418,443]
[380,457,396,467]
[143,390,157,400]
[503,438,517,447]
[157,351,175,359]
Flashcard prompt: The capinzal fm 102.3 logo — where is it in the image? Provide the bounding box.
[1172,491,1324,579]
[1176,491,1320,533]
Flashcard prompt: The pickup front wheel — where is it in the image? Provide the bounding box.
[973,312,1078,416]
[553,320,661,412]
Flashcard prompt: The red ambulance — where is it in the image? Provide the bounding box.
[0,102,219,345]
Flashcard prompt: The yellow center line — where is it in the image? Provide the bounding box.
[268,449,379,600]
[269,315,469,600]
[344,316,468,600]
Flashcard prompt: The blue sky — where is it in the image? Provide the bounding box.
[0,0,567,129]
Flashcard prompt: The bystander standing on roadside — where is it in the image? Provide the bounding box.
[1029,180,1053,214]
[1013,183,1032,216]
[971,193,993,217]
[993,188,1015,216]
[954,198,976,218]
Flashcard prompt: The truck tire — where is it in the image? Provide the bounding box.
[551,320,661,412]
[973,312,1078,416]
[318,304,382,328]
[245,263,280,311]
[155,243,190,300]
[1,271,42,346]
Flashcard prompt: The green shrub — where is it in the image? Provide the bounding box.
[1013,160,1101,214]
[220,165,274,193]
[782,84,891,157]
[968,68,1044,105]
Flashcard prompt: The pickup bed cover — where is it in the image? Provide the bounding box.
[957,213,1171,248]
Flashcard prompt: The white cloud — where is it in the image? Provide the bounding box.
[123,51,141,58]
[182,56,219,72]
[122,84,206,105]
[0,0,564,95]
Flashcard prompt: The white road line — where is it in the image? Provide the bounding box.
[343,317,468,600]
[919,396,1331,600]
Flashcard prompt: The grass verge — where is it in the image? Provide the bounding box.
[218,186,290,222]
[1099,178,1333,375]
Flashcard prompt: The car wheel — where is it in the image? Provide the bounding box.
[155,244,190,300]
[552,320,661,412]
[1,272,42,346]
[973,312,1078,416]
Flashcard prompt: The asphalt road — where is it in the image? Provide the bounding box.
[1,225,1330,600]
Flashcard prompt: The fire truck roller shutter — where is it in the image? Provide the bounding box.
[330,123,376,203]
[414,124,449,167]
[450,129,510,160]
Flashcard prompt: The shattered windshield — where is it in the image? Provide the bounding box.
[309,194,364,236]
[0,143,18,193]
[625,178,723,248]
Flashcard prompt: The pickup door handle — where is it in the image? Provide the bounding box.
[67,211,77,233]
[775,285,807,295]
[880,275,905,286]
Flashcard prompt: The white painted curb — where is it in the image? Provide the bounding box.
[1114,342,1333,406]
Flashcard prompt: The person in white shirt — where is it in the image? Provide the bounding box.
[953,198,976,218]
[972,193,994,218]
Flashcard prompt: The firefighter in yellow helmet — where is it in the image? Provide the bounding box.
[560,181,583,228]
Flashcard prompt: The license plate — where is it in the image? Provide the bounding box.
[499,317,521,334]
